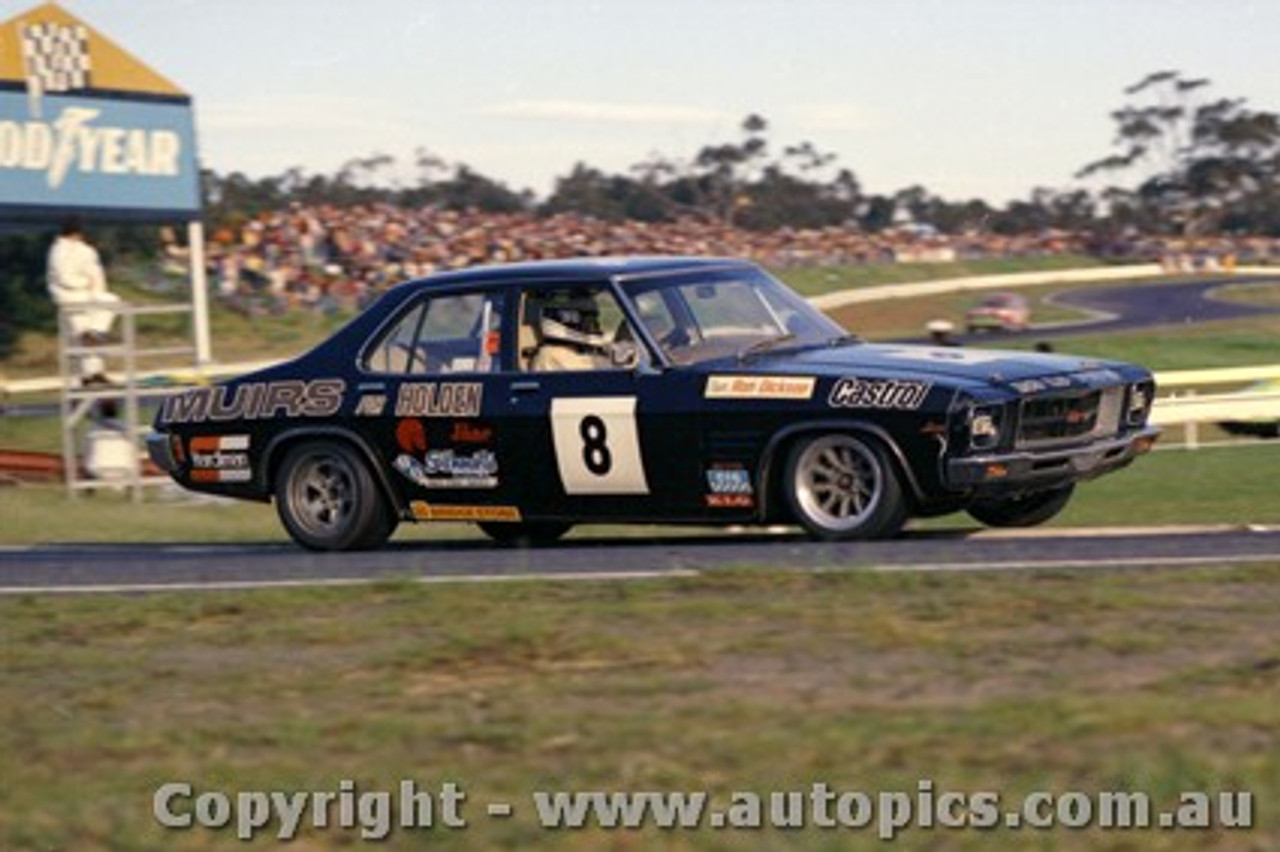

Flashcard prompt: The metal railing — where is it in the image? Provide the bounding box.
[57,301,199,499]
[1151,364,1280,448]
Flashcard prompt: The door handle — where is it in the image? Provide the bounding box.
[509,380,542,394]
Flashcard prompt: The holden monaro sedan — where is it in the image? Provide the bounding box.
[148,257,1159,551]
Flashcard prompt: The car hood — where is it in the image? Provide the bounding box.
[759,342,1126,388]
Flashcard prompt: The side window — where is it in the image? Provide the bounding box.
[364,291,504,374]
[521,286,641,372]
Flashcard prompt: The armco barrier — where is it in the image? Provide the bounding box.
[1152,363,1280,448]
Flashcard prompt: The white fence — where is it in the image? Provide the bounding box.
[1152,364,1280,448]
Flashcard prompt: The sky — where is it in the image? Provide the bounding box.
[16,0,1280,205]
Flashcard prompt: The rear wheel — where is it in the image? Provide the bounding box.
[275,440,396,551]
[967,484,1074,528]
[783,433,908,540]
[477,521,573,547]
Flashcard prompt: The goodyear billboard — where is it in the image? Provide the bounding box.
[0,2,199,221]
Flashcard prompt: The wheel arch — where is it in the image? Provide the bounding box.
[756,420,926,521]
[262,427,405,516]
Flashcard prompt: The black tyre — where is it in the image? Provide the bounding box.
[783,433,908,540]
[477,521,573,547]
[967,484,1074,528]
[274,440,396,551]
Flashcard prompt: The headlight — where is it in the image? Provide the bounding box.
[968,405,1004,450]
[1126,382,1153,426]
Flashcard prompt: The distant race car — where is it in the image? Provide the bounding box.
[1217,379,1280,439]
[148,257,1159,551]
[966,292,1030,333]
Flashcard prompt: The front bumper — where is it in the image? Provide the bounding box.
[945,426,1160,494]
[146,432,180,474]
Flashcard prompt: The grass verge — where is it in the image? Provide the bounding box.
[1,563,1276,850]
[1208,280,1280,308]
[979,315,1280,372]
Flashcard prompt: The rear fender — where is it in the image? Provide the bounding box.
[263,427,406,517]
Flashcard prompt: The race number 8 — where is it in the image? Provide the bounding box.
[579,415,612,475]
[551,397,649,495]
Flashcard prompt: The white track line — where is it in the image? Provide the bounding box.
[0,569,701,596]
[3,554,1278,596]
[864,554,1280,574]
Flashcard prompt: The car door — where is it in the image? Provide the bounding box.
[358,286,523,521]
[501,282,705,521]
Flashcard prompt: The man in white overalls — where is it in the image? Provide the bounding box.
[46,217,121,385]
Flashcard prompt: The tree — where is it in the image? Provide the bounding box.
[691,113,771,225]
[1078,71,1280,234]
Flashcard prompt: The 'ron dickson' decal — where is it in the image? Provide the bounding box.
[161,380,345,424]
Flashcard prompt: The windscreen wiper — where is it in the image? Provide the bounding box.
[737,333,796,362]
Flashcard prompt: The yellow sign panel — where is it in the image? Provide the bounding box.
[0,3,186,98]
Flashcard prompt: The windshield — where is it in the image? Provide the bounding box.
[620,265,846,365]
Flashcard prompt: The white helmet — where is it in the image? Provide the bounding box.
[540,297,606,349]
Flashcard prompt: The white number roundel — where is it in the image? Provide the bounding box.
[550,397,649,495]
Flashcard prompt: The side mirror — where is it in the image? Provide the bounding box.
[610,341,640,369]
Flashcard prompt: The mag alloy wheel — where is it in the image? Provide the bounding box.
[784,433,907,540]
[275,440,395,551]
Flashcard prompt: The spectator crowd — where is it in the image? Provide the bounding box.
[178,203,1280,317]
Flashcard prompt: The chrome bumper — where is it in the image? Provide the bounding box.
[946,426,1160,493]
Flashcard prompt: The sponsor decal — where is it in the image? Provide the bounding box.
[706,466,753,495]
[354,394,387,416]
[828,377,931,410]
[1010,379,1046,394]
[1072,368,1123,385]
[395,382,483,418]
[188,434,250,483]
[409,501,522,522]
[705,375,816,400]
[450,421,493,444]
[0,106,182,189]
[1014,374,1113,395]
[881,348,1008,365]
[393,419,498,489]
[394,452,498,489]
[159,380,345,425]
[706,493,754,509]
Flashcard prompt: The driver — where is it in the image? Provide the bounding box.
[531,294,612,371]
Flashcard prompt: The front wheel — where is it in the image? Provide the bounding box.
[783,433,908,540]
[274,440,397,551]
[477,521,573,547]
[967,484,1074,528]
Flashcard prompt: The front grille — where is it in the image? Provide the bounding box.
[1017,388,1123,448]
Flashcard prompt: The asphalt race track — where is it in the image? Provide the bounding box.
[2,527,1278,595]
[899,274,1280,345]
[1042,275,1280,336]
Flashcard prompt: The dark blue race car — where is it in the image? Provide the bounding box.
[148,257,1159,550]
